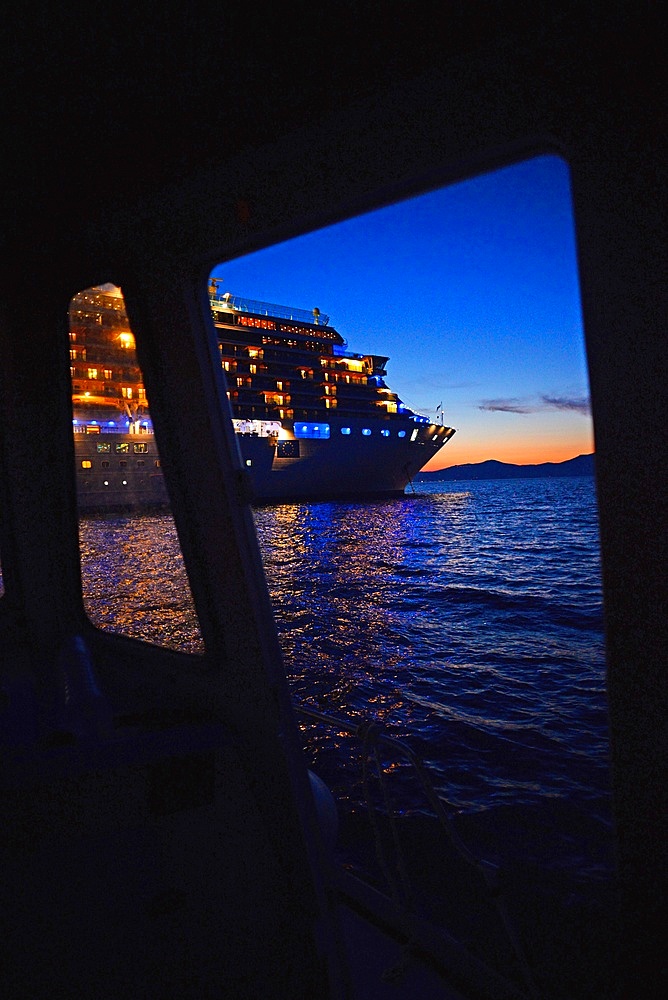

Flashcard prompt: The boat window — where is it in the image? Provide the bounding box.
[208,155,609,981]
[70,285,205,655]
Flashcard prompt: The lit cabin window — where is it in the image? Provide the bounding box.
[381,429,390,437]
[81,460,92,469]
[410,429,419,441]
[341,427,351,435]
[96,442,111,453]
[362,428,372,436]
[398,430,406,438]
[294,422,330,439]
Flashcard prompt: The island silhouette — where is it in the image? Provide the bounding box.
[417,453,595,482]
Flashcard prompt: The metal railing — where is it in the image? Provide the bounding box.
[297,703,540,999]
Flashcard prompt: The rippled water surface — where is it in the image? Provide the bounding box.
[80,477,612,874]
[78,474,615,995]
[257,479,608,815]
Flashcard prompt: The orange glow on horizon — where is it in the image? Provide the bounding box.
[423,430,595,471]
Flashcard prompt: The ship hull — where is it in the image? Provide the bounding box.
[246,416,453,500]
[74,417,453,510]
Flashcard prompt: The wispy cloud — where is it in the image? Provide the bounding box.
[478,394,591,415]
[478,398,534,414]
[541,394,591,414]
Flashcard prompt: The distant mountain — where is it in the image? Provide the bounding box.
[416,453,595,482]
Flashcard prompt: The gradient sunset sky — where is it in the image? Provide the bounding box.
[210,155,593,470]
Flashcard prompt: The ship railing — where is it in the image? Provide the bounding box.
[296,703,539,999]
[210,294,330,327]
[297,704,490,873]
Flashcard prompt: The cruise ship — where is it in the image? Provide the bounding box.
[71,282,455,508]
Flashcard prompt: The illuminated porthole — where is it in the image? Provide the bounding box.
[81,460,92,469]
[122,480,128,486]
[381,429,390,437]
[362,428,371,436]
[341,427,351,435]
[398,430,406,438]
[246,459,252,467]
[103,480,109,486]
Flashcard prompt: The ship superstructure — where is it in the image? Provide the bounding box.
[70,283,455,507]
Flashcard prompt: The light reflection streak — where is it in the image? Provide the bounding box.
[79,514,204,654]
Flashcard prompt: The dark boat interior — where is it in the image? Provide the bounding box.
[1,5,665,998]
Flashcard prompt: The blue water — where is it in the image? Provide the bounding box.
[252,477,612,877]
[77,475,615,994]
[80,476,612,878]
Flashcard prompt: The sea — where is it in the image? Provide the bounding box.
[79,475,616,997]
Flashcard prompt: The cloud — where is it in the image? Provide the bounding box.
[478,394,591,415]
[541,394,591,414]
[478,398,533,414]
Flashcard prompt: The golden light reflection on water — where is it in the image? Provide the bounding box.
[79,513,205,654]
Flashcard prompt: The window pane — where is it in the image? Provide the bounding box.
[206,155,611,989]
[70,284,204,654]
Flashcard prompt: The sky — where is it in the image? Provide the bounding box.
[209,155,593,470]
